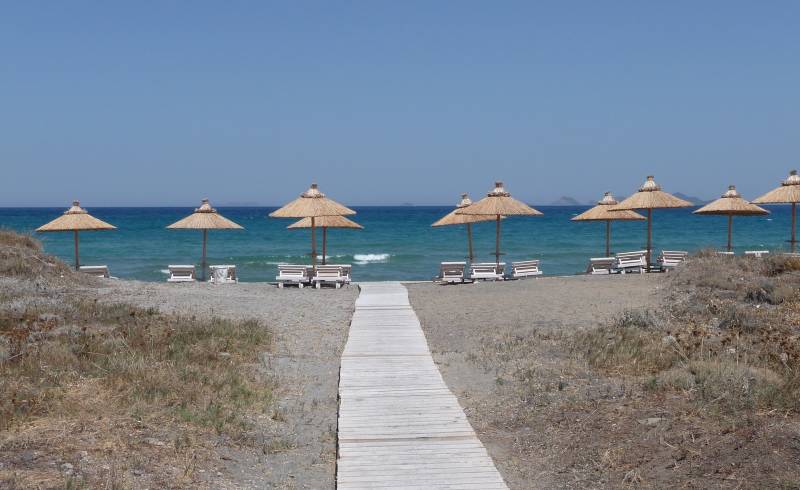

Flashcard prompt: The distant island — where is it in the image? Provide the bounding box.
[673,192,709,205]
[549,196,583,206]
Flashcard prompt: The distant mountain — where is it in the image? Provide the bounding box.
[550,196,583,206]
[673,192,710,205]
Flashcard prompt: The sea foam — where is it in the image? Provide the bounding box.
[353,253,390,264]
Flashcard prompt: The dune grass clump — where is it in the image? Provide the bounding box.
[0,298,273,437]
[574,253,800,416]
[0,230,276,487]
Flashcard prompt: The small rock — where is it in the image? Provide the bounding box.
[133,469,143,476]
[216,471,223,477]
[144,437,166,447]
[218,352,232,359]
[637,417,664,426]
[79,451,89,459]
[61,462,74,474]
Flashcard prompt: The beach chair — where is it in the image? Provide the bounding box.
[312,265,347,289]
[745,250,769,258]
[439,262,466,284]
[470,262,505,281]
[327,264,353,284]
[716,251,735,256]
[79,265,112,278]
[510,259,542,279]
[587,257,616,275]
[167,265,196,282]
[276,264,310,288]
[209,265,238,284]
[658,250,688,271]
[614,251,647,274]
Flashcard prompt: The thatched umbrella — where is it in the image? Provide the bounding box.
[167,199,243,281]
[752,170,800,253]
[432,193,499,262]
[457,182,543,265]
[611,176,692,268]
[36,201,116,270]
[571,192,646,257]
[269,183,355,267]
[694,186,768,252]
[288,215,363,265]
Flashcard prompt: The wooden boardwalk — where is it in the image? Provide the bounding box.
[337,282,508,489]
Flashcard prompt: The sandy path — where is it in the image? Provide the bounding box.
[408,275,662,488]
[92,280,357,489]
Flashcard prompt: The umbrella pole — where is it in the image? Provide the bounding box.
[311,217,317,268]
[646,208,653,270]
[605,220,611,257]
[322,226,327,265]
[494,215,501,266]
[727,214,733,253]
[74,230,80,271]
[466,223,474,262]
[793,203,797,253]
[201,229,208,281]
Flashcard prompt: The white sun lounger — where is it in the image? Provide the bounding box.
[312,265,348,289]
[745,250,769,258]
[658,250,688,270]
[167,265,196,282]
[276,264,310,288]
[587,257,616,275]
[614,251,647,274]
[209,265,238,284]
[470,262,505,281]
[717,251,735,256]
[79,265,112,278]
[439,262,467,283]
[326,264,352,284]
[511,259,542,279]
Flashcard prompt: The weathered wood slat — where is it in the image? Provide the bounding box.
[337,282,508,489]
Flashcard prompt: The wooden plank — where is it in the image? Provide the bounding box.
[337,282,508,489]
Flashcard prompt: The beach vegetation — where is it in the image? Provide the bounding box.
[575,253,800,416]
[0,231,275,487]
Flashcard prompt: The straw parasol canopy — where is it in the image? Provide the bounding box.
[694,186,768,252]
[571,192,645,257]
[611,176,692,268]
[269,183,356,267]
[36,201,116,270]
[432,194,500,262]
[752,170,800,252]
[288,215,363,265]
[167,199,243,280]
[457,182,543,265]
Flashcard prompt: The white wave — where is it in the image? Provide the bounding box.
[353,253,391,264]
[159,269,169,275]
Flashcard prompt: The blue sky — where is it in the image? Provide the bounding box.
[2,2,798,206]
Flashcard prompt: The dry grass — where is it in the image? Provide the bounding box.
[574,253,800,416]
[0,232,276,488]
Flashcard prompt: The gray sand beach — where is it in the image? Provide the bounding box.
[409,275,663,488]
[92,280,357,489]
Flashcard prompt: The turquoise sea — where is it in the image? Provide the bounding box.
[0,206,792,282]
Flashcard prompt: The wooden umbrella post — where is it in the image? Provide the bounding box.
[605,220,611,257]
[466,222,474,262]
[494,214,501,266]
[727,214,733,253]
[311,217,317,268]
[646,208,653,269]
[73,230,80,270]
[322,226,328,265]
[792,203,797,253]
[201,228,208,281]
